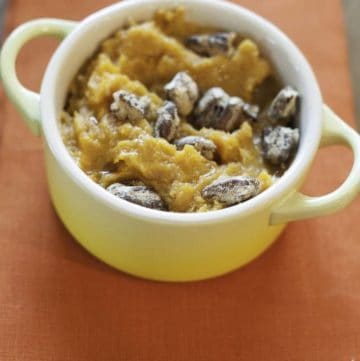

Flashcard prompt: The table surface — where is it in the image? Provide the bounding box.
[1,1,360,360]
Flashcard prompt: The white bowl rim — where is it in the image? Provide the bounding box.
[40,0,323,225]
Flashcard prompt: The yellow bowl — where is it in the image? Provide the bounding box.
[1,0,360,281]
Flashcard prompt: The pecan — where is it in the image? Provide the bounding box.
[193,88,245,131]
[164,72,199,116]
[110,90,151,122]
[201,176,261,206]
[242,103,260,121]
[174,136,217,160]
[267,86,299,123]
[192,87,229,129]
[216,96,244,131]
[154,101,180,142]
[262,126,300,165]
[186,32,236,56]
[107,183,167,210]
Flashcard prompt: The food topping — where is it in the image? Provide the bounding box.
[201,176,261,206]
[107,183,167,210]
[174,136,217,160]
[192,88,259,132]
[110,90,151,122]
[164,72,199,116]
[242,103,260,121]
[192,87,231,130]
[154,101,180,141]
[186,32,236,56]
[262,126,300,165]
[267,86,299,123]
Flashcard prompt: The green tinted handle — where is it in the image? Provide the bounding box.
[271,105,360,224]
[0,18,77,135]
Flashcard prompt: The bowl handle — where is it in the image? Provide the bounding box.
[271,104,360,225]
[0,19,78,135]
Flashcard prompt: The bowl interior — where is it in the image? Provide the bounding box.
[40,0,322,223]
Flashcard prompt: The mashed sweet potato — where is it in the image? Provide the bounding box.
[61,7,279,212]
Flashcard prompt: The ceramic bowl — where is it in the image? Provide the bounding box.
[1,0,359,281]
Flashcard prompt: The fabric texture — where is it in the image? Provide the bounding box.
[0,0,359,360]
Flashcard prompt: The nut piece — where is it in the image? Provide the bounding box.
[217,96,245,131]
[107,183,167,211]
[267,86,299,123]
[193,88,245,132]
[154,101,180,142]
[174,136,217,160]
[242,103,260,121]
[193,87,229,129]
[201,176,261,206]
[110,90,150,122]
[186,32,236,56]
[164,72,199,116]
[196,87,229,117]
[262,126,300,165]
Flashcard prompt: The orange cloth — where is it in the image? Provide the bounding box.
[1,1,360,360]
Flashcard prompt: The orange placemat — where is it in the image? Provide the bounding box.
[1,1,360,360]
